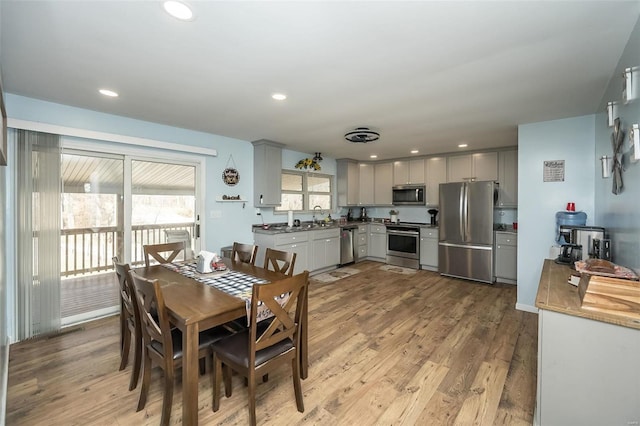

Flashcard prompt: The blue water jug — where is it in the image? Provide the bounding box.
[555,211,587,243]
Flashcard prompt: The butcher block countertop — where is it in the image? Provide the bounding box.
[536,258,640,330]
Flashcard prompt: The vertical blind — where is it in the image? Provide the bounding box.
[16,130,61,340]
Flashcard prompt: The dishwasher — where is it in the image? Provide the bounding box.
[339,225,357,265]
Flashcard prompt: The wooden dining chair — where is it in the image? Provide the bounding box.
[211,271,309,426]
[113,257,142,392]
[129,270,233,426]
[263,247,297,276]
[143,241,186,267]
[231,242,258,265]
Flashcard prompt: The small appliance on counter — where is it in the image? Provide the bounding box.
[359,207,368,221]
[428,209,438,226]
[556,211,587,244]
[555,244,582,265]
[346,208,353,222]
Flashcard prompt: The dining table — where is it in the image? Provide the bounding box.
[134,257,309,426]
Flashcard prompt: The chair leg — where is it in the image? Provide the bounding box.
[137,350,152,411]
[292,354,304,413]
[129,327,142,391]
[212,354,221,412]
[160,366,174,426]
[119,322,131,371]
[223,363,233,397]
[247,372,257,426]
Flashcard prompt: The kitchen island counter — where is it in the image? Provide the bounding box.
[535,259,640,426]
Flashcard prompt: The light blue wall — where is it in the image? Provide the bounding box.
[517,115,596,309]
[594,16,640,273]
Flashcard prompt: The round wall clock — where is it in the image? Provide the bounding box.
[222,167,239,186]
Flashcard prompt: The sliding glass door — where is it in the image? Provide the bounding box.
[60,148,200,326]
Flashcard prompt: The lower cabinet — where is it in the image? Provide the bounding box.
[310,228,340,271]
[368,224,386,260]
[494,232,517,284]
[356,224,368,261]
[253,232,309,275]
[419,227,438,271]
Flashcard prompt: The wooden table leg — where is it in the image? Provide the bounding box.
[182,323,199,425]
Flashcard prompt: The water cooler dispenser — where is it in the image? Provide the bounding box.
[555,211,587,244]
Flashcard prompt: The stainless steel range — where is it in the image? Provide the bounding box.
[386,223,421,269]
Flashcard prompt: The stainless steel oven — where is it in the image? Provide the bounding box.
[386,224,420,269]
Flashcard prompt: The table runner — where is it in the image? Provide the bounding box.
[161,261,287,324]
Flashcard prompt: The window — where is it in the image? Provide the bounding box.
[276,171,332,212]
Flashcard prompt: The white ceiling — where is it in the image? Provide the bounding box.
[2,1,640,161]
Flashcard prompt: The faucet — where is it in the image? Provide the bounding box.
[312,205,324,225]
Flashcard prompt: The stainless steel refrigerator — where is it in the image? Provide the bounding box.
[438,181,496,283]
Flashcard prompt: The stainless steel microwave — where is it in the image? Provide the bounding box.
[392,185,426,205]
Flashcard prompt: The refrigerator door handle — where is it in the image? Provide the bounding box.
[458,184,465,239]
[462,183,469,241]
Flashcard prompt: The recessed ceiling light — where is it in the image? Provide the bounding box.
[370,154,378,159]
[272,93,287,101]
[163,1,193,21]
[410,150,419,154]
[99,89,118,97]
[458,143,468,148]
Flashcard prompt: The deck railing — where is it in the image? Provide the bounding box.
[60,222,195,277]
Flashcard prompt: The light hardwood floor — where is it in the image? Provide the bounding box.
[6,261,538,425]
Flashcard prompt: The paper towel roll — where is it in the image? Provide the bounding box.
[287,210,294,227]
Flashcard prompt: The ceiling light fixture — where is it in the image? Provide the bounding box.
[458,143,468,148]
[345,127,380,143]
[370,154,378,159]
[411,150,419,154]
[99,89,118,97]
[272,93,287,101]
[163,1,193,21]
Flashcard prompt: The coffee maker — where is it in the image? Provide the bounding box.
[359,207,368,221]
[428,209,438,226]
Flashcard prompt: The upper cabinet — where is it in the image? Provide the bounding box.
[447,152,498,182]
[337,159,360,206]
[393,159,425,185]
[358,163,375,205]
[497,149,518,207]
[425,157,447,206]
[374,162,393,205]
[252,139,283,207]
[337,160,393,206]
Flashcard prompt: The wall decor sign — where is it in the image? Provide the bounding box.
[543,160,565,182]
[222,155,240,186]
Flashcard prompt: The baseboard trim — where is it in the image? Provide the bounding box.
[516,302,539,314]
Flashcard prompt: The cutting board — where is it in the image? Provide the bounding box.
[578,274,640,320]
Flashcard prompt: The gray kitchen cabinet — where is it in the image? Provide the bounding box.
[356,224,368,261]
[310,228,340,271]
[419,227,438,271]
[252,139,284,207]
[494,232,517,284]
[253,231,309,274]
[368,224,386,260]
[337,159,360,206]
[393,159,425,185]
[473,152,498,181]
[358,163,375,205]
[447,152,498,182]
[497,149,518,207]
[374,162,393,205]
[425,157,447,206]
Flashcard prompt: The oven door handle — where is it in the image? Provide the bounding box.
[387,229,420,236]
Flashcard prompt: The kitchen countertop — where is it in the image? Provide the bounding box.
[535,258,640,330]
[252,218,438,234]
